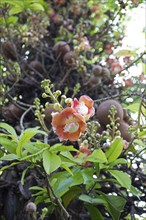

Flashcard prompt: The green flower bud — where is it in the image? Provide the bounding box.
[53,103,62,111]
[42,93,48,98]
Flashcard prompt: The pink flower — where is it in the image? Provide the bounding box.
[111,62,123,74]
[124,78,133,87]
[71,95,95,120]
[51,107,87,141]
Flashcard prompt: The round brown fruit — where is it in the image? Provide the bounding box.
[44,106,58,123]
[53,41,70,58]
[96,99,124,126]
[2,104,23,121]
[63,51,77,67]
[92,65,102,76]
[102,67,110,78]
[123,109,133,125]
[118,121,133,142]
[1,42,17,61]
[29,60,44,73]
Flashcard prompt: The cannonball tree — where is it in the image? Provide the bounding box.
[0,0,145,219]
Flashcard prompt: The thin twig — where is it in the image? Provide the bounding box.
[20,106,33,132]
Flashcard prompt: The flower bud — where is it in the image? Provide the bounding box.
[53,103,62,111]
[42,93,48,98]
[26,202,37,213]
[65,98,73,105]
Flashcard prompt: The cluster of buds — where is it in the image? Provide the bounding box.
[106,105,121,140]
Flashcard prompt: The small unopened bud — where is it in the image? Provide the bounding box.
[45,102,50,108]
[61,95,66,100]
[65,98,72,104]
[55,90,61,96]
[42,93,47,98]
[53,103,62,111]
[26,202,37,213]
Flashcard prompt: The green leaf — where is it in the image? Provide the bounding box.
[86,149,107,163]
[29,186,47,192]
[114,49,136,57]
[7,16,18,25]
[50,144,77,153]
[51,168,83,198]
[61,163,73,176]
[0,150,4,158]
[125,103,140,113]
[0,122,18,142]
[0,161,20,171]
[0,154,19,161]
[21,164,33,185]
[108,158,128,168]
[81,168,95,185]
[85,204,104,220]
[20,146,48,161]
[99,193,126,220]
[51,172,73,197]
[60,151,76,162]
[0,136,17,154]
[43,150,61,174]
[130,185,141,199]
[62,186,82,208]
[79,194,106,205]
[16,127,47,157]
[9,6,23,15]
[109,170,131,190]
[30,3,44,11]
[106,138,123,163]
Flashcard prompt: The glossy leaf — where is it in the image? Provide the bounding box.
[100,193,126,220]
[43,150,61,174]
[79,194,106,205]
[108,158,128,168]
[0,154,19,161]
[86,149,107,163]
[106,138,123,163]
[0,122,18,142]
[50,144,77,153]
[62,186,82,208]
[16,127,47,157]
[109,170,131,190]
[30,3,44,11]
[9,6,23,15]
[126,103,140,113]
[0,136,17,154]
[85,204,104,220]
